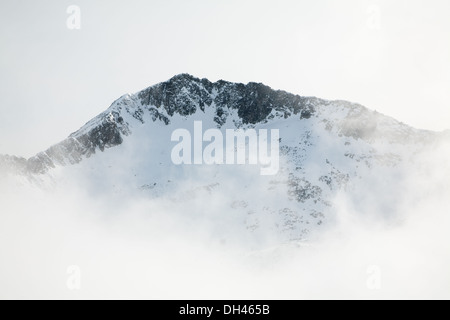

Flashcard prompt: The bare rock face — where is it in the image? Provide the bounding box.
[137,73,317,124]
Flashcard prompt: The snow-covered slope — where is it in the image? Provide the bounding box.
[0,74,445,244]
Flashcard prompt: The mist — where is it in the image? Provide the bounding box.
[1,137,449,300]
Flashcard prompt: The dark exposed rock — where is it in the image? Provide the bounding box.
[138,74,317,125]
[287,174,323,203]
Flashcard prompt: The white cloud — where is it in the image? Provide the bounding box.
[1,137,449,299]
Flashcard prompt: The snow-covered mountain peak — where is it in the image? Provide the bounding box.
[0,75,446,243]
[0,74,437,178]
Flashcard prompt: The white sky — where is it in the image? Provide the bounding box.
[0,0,449,157]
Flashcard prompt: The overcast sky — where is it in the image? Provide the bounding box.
[1,0,449,157]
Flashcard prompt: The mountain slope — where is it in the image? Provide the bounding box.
[0,74,434,175]
[0,74,444,244]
